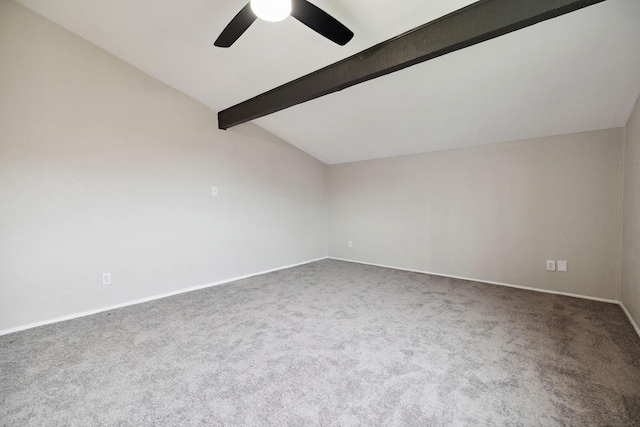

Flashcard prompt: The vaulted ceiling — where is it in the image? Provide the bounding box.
[15,0,640,164]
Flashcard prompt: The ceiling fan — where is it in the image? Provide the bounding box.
[214,0,353,48]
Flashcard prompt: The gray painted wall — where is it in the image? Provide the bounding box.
[621,95,640,329]
[328,129,623,300]
[0,1,327,332]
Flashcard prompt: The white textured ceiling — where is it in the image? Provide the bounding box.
[15,0,640,164]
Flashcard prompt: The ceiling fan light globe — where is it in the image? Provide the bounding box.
[250,0,291,22]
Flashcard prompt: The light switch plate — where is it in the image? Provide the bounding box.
[557,261,568,272]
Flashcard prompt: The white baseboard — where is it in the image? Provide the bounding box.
[328,257,619,304]
[619,302,640,338]
[6,256,638,340]
[0,256,328,336]
[331,257,640,340]
[332,257,640,339]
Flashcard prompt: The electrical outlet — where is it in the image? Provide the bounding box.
[102,273,112,286]
[557,261,568,272]
[546,260,555,272]
[347,241,352,248]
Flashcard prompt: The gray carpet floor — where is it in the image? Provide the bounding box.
[1,259,640,426]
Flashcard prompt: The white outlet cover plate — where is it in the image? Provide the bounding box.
[546,261,556,272]
[102,273,112,285]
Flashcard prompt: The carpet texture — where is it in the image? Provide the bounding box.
[1,259,640,426]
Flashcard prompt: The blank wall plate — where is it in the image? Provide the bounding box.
[546,260,556,272]
[557,261,568,272]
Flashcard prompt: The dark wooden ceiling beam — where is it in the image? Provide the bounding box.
[218,0,605,130]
